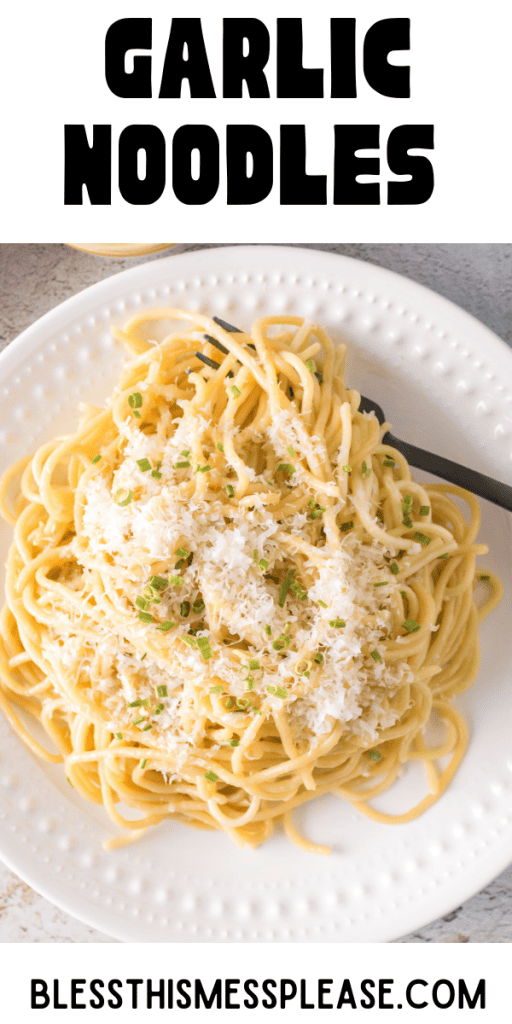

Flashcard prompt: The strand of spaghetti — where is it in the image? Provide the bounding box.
[352,703,468,824]
[283,811,330,855]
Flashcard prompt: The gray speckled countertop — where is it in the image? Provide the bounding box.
[0,243,510,944]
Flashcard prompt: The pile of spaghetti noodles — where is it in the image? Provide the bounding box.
[0,310,501,852]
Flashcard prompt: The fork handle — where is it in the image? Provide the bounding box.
[383,432,512,513]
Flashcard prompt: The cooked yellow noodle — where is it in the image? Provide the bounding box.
[0,310,501,852]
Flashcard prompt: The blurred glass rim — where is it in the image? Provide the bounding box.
[66,243,174,257]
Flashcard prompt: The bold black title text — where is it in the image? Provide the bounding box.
[64,17,435,208]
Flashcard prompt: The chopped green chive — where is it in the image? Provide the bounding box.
[133,716,145,726]
[370,649,382,663]
[361,460,371,478]
[154,703,164,715]
[317,599,328,608]
[305,358,317,373]
[246,679,255,691]
[192,599,205,614]
[181,450,190,457]
[116,732,123,740]
[400,591,410,618]
[278,568,296,608]
[401,494,413,528]
[128,392,143,409]
[329,619,346,628]
[478,573,491,581]
[228,738,240,747]
[403,618,421,634]
[137,458,152,473]
[230,385,241,398]
[128,700,143,707]
[248,659,260,670]
[210,685,223,693]
[216,442,224,452]
[267,685,288,699]
[168,575,183,587]
[180,601,190,617]
[156,620,175,632]
[205,771,219,782]
[136,596,151,611]
[180,635,197,648]
[157,685,168,698]
[140,653,147,661]
[176,547,191,560]
[342,465,352,474]
[149,575,168,591]
[196,636,213,661]
[138,611,154,624]
[286,445,297,458]
[258,558,269,571]
[314,652,323,664]
[308,502,326,520]
[419,506,430,516]
[133,410,141,418]
[197,464,211,473]
[368,749,382,762]
[374,582,387,588]
[390,562,399,575]
[66,777,73,787]
[91,454,101,464]
[340,521,354,533]
[225,697,234,709]
[226,484,235,497]
[413,532,431,546]
[151,470,162,480]
[272,635,290,651]
[264,625,272,637]
[174,461,190,469]
[290,581,307,600]
[438,553,449,559]
[382,458,395,468]
[114,488,133,506]
[277,463,295,477]
[140,759,147,769]
[142,724,152,731]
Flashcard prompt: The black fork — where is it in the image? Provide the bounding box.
[359,395,512,513]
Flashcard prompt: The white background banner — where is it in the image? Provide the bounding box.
[2,0,512,241]
[3,941,508,1020]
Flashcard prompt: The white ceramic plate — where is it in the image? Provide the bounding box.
[0,245,510,943]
